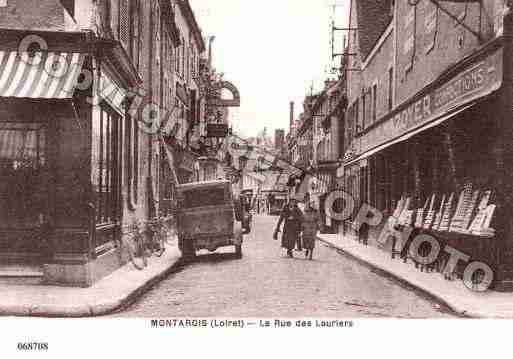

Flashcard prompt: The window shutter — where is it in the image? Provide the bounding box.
[119,0,130,49]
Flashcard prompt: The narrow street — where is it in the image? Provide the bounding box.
[114,215,454,318]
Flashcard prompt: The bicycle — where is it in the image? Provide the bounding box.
[120,217,174,270]
[120,221,149,270]
[147,217,172,258]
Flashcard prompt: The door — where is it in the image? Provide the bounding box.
[0,121,50,264]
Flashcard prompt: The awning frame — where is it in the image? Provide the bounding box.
[343,101,479,167]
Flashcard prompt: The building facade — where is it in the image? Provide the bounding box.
[343,0,513,290]
[0,0,233,287]
[284,77,347,231]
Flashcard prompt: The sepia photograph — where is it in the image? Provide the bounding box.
[1,0,513,357]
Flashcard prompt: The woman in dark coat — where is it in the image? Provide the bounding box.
[273,199,304,258]
[302,201,320,260]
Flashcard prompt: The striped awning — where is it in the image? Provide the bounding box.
[0,51,85,99]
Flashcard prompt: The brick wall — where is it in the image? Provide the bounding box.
[346,0,394,142]
[395,0,501,106]
[345,0,505,155]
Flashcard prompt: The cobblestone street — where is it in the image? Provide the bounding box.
[114,215,454,318]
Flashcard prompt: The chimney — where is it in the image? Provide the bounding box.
[289,101,294,134]
[208,36,216,68]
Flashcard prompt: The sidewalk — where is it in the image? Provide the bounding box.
[318,233,513,318]
[0,245,182,317]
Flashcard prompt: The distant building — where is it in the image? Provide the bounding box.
[274,129,285,154]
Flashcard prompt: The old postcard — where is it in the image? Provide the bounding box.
[0,1,512,358]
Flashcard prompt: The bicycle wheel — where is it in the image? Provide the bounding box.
[154,234,166,257]
[124,237,147,270]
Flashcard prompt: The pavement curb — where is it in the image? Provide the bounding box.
[96,257,184,317]
[0,255,184,318]
[317,236,483,318]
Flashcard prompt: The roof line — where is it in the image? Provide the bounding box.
[177,0,206,52]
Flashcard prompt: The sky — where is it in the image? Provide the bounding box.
[189,0,349,138]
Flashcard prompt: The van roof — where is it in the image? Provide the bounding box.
[176,180,231,190]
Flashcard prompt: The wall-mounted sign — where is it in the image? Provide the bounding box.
[210,81,240,107]
[216,107,229,123]
[176,82,188,105]
[99,72,127,115]
[358,47,503,156]
[179,149,197,172]
[207,123,229,138]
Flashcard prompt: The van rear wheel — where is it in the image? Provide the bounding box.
[182,240,196,262]
[235,244,242,259]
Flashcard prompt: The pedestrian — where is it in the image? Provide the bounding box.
[302,201,320,260]
[273,198,303,258]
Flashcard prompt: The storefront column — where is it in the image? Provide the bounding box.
[412,140,422,207]
[367,159,373,207]
[383,154,390,212]
[390,148,399,211]
[432,137,440,194]
[442,124,460,192]
[402,143,409,196]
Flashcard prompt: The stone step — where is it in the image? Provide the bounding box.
[0,265,44,285]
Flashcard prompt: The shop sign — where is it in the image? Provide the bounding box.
[207,123,229,138]
[209,81,241,107]
[359,48,503,155]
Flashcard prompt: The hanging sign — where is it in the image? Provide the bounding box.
[209,81,241,107]
[176,82,188,104]
[207,123,229,138]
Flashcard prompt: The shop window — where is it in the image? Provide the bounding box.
[346,104,353,142]
[160,143,174,215]
[129,0,141,71]
[187,43,192,83]
[133,113,139,203]
[405,3,417,73]
[191,46,196,80]
[355,98,360,134]
[125,110,139,208]
[0,123,47,228]
[425,5,438,54]
[366,88,372,126]
[360,90,367,131]
[104,0,112,34]
[163,76,168,109]
[372,84,377,123]
[181,37,186,78]
[175,37,180,74]
[92,105,121,224]
[388,67,393,111]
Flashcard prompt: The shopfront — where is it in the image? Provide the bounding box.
[0,31,141,287]
[310,169,336,233]
[0,34,89,269]
[343,38,513,290]
[175,147,198,184]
